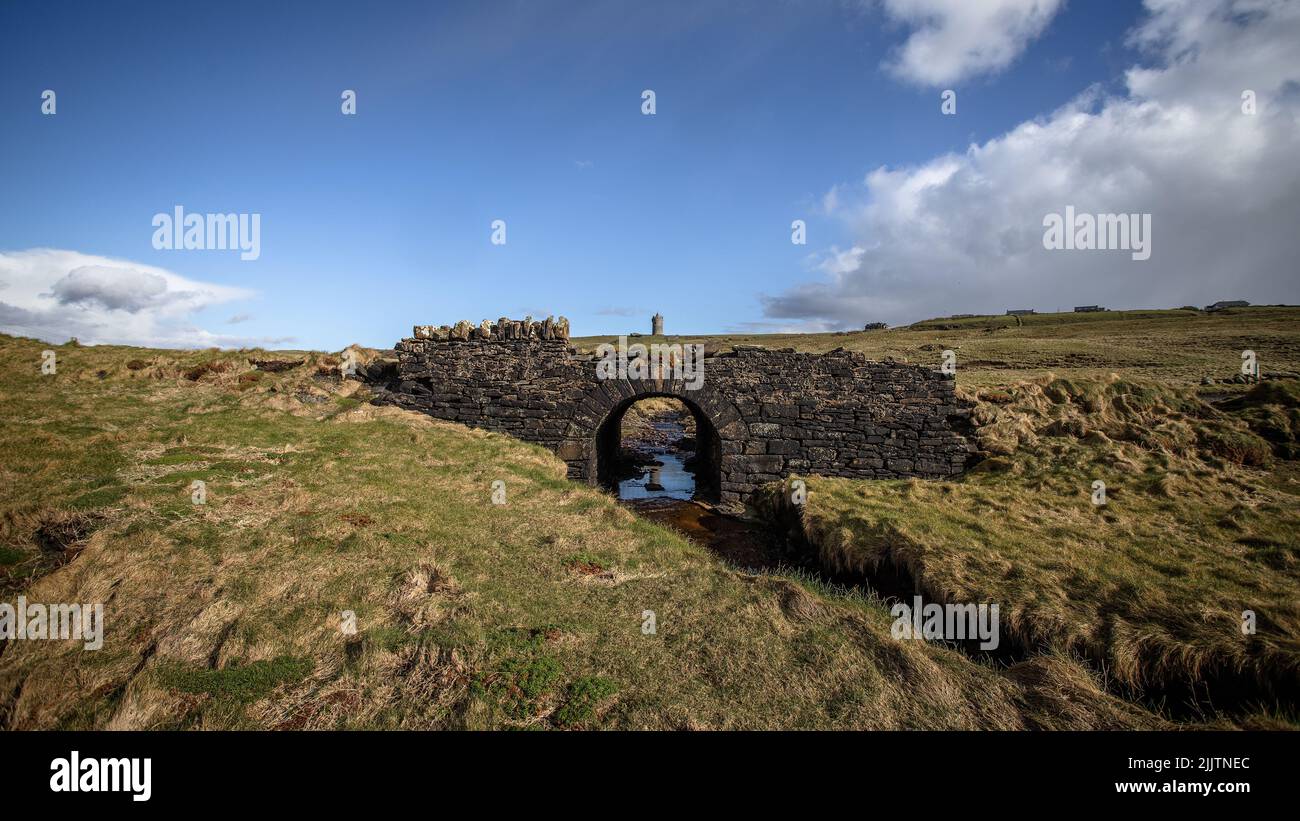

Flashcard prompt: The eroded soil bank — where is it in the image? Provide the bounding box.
[751,475,1297,724]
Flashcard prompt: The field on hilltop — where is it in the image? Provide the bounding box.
[0,306,1297,729]
[574,306,1300,389]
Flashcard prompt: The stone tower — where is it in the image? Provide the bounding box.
[651,312,664,336]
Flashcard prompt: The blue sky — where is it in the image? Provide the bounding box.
[2,0,1296,349]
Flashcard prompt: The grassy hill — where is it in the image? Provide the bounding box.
[0,306,1297,729]
[573,306,1300,389]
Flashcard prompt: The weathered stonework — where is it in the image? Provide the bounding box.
[365,317,975,512]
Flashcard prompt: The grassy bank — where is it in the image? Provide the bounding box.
[0,334,1162,730]
[756,374,1300,718]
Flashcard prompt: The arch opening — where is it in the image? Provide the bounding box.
[595,394,721,503]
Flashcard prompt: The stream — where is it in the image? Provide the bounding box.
[617,415,792,571]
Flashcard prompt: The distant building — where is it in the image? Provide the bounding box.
[1206,300,1249,311]
[863,322,888,330]
[651,312,664,335]
[1006,309,1035,316]
[1074,305,1106,312]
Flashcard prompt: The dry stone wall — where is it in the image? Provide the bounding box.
[366,317,975,512]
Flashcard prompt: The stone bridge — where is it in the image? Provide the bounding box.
[365,317,975,512]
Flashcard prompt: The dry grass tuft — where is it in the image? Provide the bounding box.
[775,579,823,622]
[388,561,463,632]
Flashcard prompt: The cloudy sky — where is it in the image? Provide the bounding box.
[0,0,1296,348]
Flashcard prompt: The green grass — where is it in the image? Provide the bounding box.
[563,551,608,570]
[1,309,1296,729]
[158,656,316,701]
[553,676,618,728]
[475,654,564,721]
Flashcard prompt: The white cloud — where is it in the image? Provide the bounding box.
[0,249,280,348]
[725,319,841,334]
[821,184,843,215]
[49,266,177,313]
[816,245,869,276]
[764,0,1300,327]
[880,0,1065,86]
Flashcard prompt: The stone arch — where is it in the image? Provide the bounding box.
[378,324,975,514]
[595,393,721,500]
[566,379,747,504]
